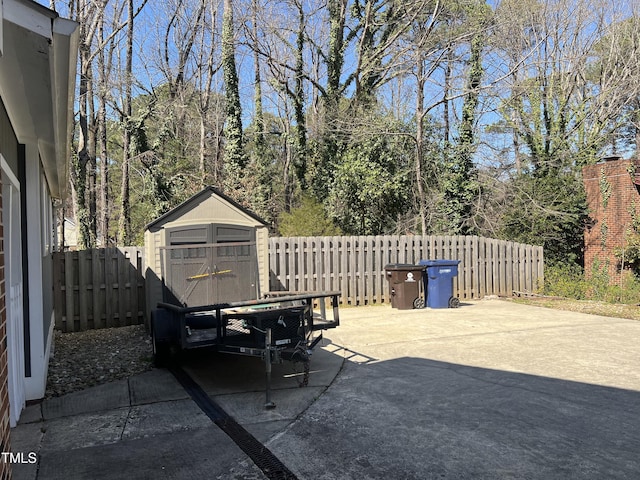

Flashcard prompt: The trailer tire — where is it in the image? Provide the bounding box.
[152,326,171,367]
[151,309,173,367]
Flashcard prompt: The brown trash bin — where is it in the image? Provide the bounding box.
[384,264,425,309]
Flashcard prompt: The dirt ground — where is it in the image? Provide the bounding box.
[511,296,640,321]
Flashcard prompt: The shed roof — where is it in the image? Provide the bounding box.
[145,186,268,231]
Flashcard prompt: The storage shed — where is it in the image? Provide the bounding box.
[144,186,269,323]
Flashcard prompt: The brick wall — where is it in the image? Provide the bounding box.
[0,191,12,479]
[582,158,640,282]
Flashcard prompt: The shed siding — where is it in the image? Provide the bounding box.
[144,229,164,326]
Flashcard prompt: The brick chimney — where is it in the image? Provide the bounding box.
[582,156,640,281]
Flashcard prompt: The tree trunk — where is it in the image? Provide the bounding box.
[415,56,427,234]
[75,36,92,250]
[443,49,451,146]
[87,66,97,246]
[326,0,347,101]
[97,12,109,246]
[293,0,307,189]
[221,0,246,199]
[118,0,134,246]
[252,0,271,221]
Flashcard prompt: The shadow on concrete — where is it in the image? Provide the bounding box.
[265,349,640,480]
[143,333,640,479]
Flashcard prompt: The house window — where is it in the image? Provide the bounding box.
[169,245,207,260]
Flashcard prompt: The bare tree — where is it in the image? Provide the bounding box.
[72,0,108,249]
[97,4,118,246]
[117,0,134,245]
[493,0,640,170]
[249,0,273,220]
[193,0,223,186]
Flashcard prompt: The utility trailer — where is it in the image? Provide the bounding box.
[150,291,340,408]
[144,198,341,408]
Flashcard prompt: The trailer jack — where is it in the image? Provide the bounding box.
[264,328,277,409]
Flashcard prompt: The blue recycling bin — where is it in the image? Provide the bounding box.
[419,260,460,308]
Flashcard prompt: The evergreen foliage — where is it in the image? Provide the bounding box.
[544,261,640,304]
[327,121,411,235]
[278,196,342,236]
[437,14,486,235]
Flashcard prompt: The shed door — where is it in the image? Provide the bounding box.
[212,225,257,303]
[164,225,210,306]
[163,224,258,306]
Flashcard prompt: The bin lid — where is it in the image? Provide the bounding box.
[384,263,424,271]
[418,259,460,267]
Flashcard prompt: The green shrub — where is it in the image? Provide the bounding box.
[544,260,640,304]
[593,270,640,304]
[543,262,587,299]
[278,195,342,237]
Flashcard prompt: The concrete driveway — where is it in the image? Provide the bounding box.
[12,299,640,479]
[262,299,640,479]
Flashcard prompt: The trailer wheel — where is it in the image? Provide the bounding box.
[152,331,171,368]
[151,310,172,367]
[291,349,310,387]
[152,327,171,367]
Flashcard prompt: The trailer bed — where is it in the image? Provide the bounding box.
[150,291,340,408]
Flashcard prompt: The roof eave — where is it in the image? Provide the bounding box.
[1,0,78,199]
[51,17,79,199]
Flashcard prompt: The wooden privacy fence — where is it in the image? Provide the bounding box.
[53,247,145,332]
[269,235,544,306]
[53,236,543,331]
